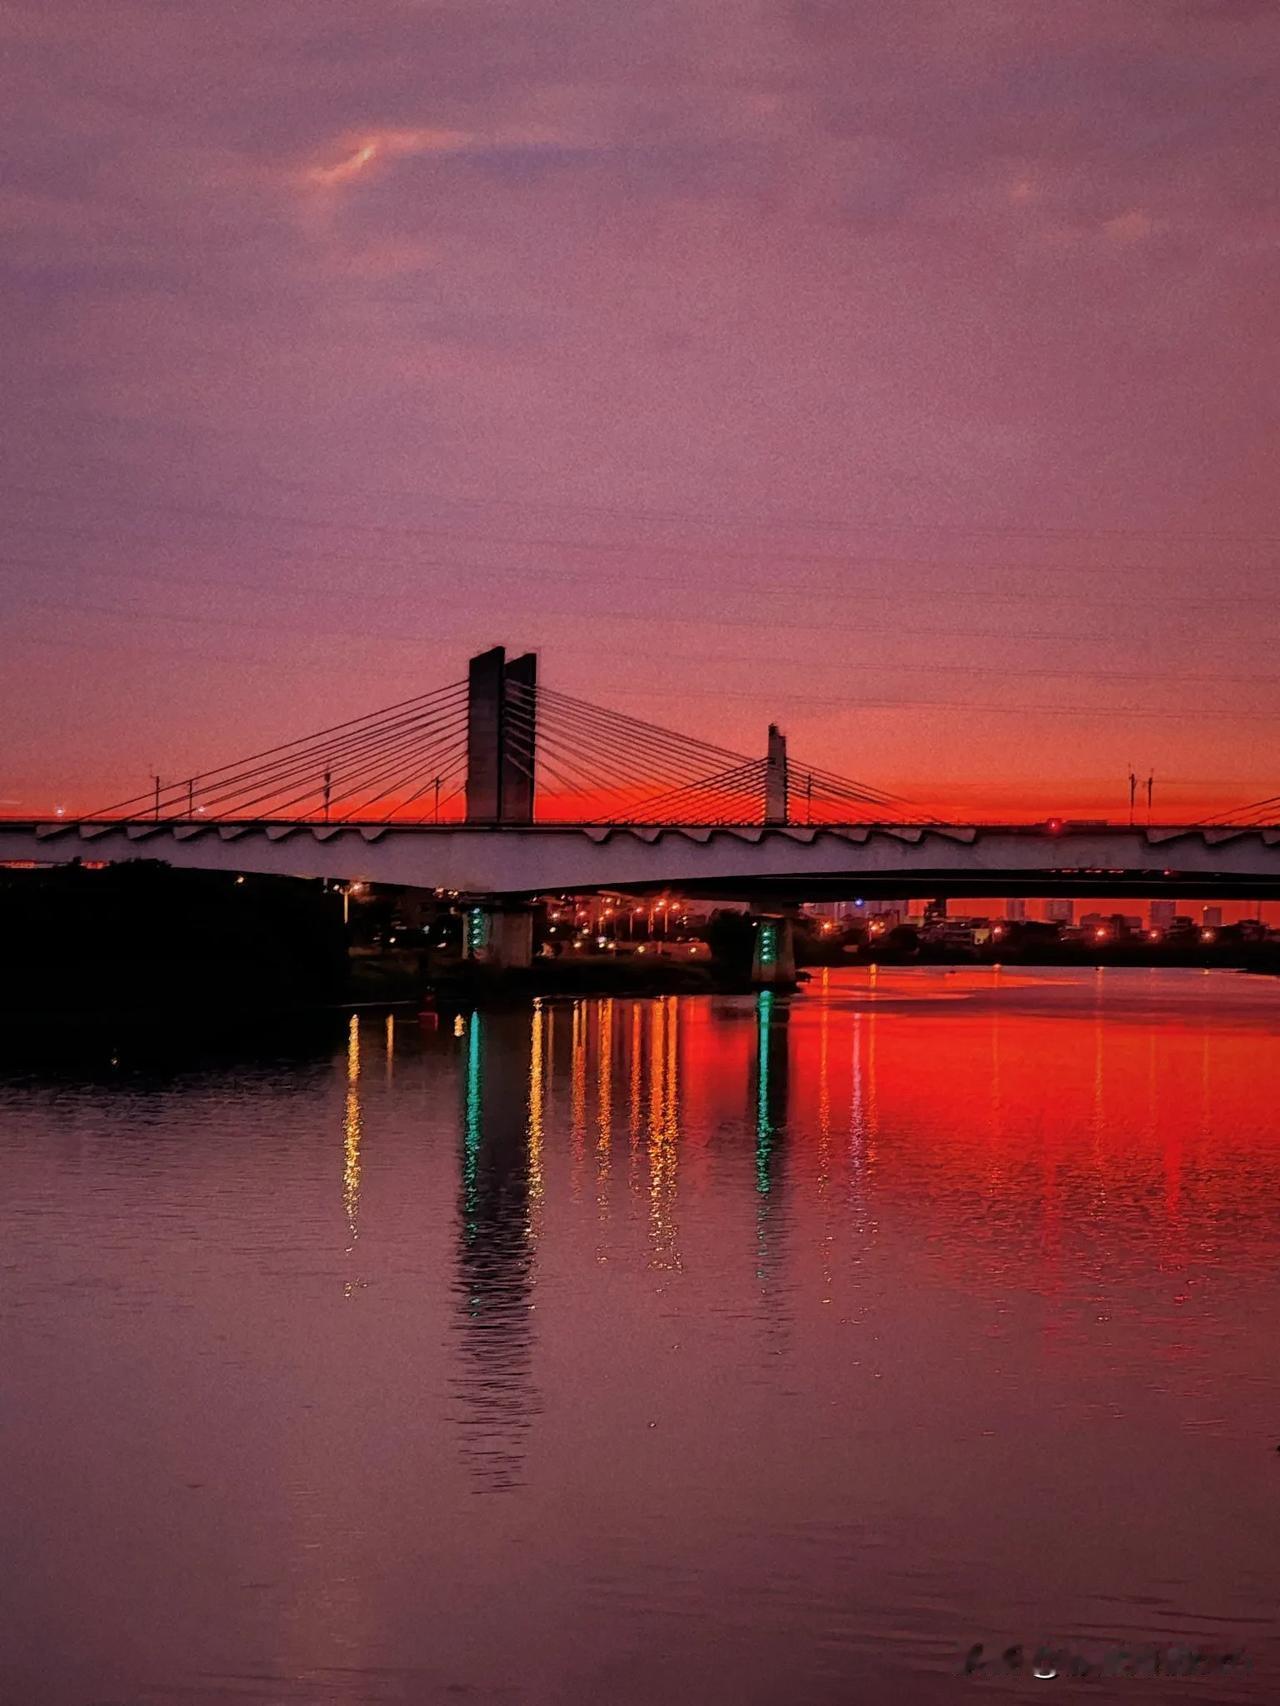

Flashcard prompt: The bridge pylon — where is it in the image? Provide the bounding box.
[465,647,538,824]
[765,723,788,825]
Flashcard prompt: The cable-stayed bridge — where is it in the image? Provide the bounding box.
[4,646,1280,974]
[71,647,916,829]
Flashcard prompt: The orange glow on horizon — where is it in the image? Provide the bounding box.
[30,779,1278,831]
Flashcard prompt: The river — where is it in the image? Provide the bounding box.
[3,967,1279,1703]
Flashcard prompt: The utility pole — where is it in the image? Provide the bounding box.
[1146,772,1155,824]
[153,773,161,821]
[434,776,441,822]
[187,778,195,818]
[1128,767,1137,827]
[323,769,332,823]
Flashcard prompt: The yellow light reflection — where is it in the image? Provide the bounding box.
[527,999,546,1219]
[628,1002,643,1167]
[596,999,614,1212]
[343,1014,363,1291]
[647,998,680,1270]
[570,1000,587,1190]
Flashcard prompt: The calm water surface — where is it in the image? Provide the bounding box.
[4,967,1280,1705]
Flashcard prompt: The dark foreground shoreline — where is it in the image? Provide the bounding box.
[0,965,756,1074]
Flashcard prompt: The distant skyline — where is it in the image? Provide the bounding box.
[2,0,1278,819]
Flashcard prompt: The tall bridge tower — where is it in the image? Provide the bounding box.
[465,647,538,825]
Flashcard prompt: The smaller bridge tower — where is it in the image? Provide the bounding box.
[765,723,788,825]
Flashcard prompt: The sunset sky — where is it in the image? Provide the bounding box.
[2,0,1278,821]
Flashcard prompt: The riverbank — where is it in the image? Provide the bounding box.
[435,959,763,1000]
[351,948,766,1003]
[6,959,1278,1075]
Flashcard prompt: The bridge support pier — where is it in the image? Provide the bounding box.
[750,910,798,987]
[463,901,534,970]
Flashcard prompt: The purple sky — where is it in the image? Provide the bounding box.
[2,0,1278,817]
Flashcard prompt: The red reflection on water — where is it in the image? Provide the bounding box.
[6,968,1280,1706]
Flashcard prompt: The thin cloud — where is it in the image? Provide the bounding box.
[1102,209,1156,242]
[304,123,579,188]
[306,128,480,186]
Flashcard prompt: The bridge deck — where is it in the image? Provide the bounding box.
[4,820,1280,900]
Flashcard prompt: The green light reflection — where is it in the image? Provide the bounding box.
[463,1009,483,1241]
[756,988,775,1194]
